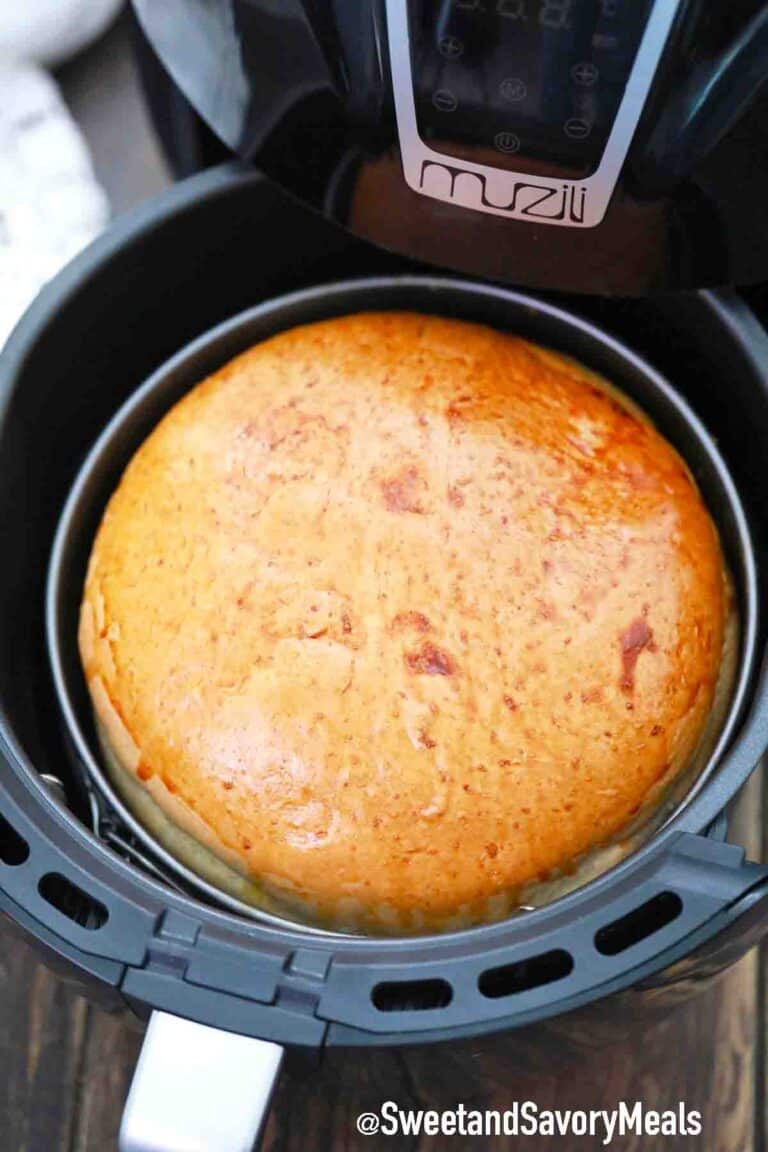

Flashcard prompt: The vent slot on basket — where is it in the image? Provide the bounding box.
[372,978,453,1012]
[595,891,683,956]
[0,813,29,866]
[38,873,108,931]
[478,948,574,1000]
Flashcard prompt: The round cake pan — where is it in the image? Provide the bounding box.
[46,275,760,934]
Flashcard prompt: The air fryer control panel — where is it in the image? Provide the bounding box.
[387,0,678,226]
[133,0,768,292]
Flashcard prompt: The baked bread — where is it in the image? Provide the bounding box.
[79,312,732,933]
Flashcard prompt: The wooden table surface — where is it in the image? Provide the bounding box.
[1,768,763,1152]
[0,14,765,1151]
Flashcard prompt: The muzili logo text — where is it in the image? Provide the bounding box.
[419,159,588,224]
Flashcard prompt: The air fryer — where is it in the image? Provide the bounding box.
[132,0,768,295]
[2,3,768,1151]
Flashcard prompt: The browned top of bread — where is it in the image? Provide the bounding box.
[80,313,728,933]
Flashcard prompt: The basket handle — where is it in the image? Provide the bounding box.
[119,1011,283,1152]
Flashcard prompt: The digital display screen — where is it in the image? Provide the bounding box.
[410,0,654,178]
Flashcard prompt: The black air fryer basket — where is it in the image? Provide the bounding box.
[1,165,768,1148]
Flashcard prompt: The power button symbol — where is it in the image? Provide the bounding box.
[494,131,521,154]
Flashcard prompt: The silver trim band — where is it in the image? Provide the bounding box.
[386,0,681,228]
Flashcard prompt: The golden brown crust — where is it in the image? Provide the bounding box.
[80,313,730,932]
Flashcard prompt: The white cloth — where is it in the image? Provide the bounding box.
[0,0,123,67]
[0,65,109,348]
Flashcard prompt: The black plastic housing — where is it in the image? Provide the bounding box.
[1,165,768,1051]
[131,1,768,294]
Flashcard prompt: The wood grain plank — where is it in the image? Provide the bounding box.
[0,941,755,1152]
[69,1006,143,1152]
[260,951,757,1152]
[0,765,760,1152]
[0,934,86,1152]
[262,770,764,1152]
